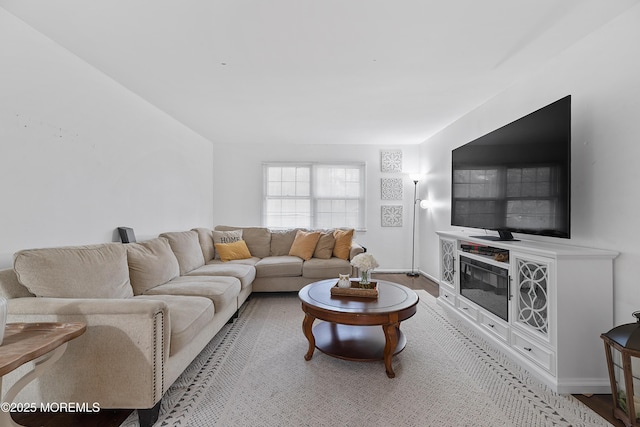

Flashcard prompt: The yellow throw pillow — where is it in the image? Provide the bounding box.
[332,228,354,260]
[288,230,322,261]
[214,240,252,262]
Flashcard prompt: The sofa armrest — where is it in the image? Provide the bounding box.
[5,297,169,409]
[349,242,365,260]
[8,296,167,317]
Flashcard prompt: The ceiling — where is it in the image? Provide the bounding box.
[1,0,638,145]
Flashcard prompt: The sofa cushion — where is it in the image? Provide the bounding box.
[159,231,205,275]
[333,228,354,260]
[255,256,303,278]
[269,229,299,256]
[303,257,352,279]
[288,230,321,261]
[126,237,180,295]
[215,240,252,262]
[145,276,241,315]
[192,228,215,262]
[206,257,259,267]
[215,226,271,258]
[136,294,214,356]
[13,243,133,299]
[313,232,336,259]
[187,262,256,289]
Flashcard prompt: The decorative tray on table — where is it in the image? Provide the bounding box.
[330,281,378,298]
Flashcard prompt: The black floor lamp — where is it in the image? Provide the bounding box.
[407,178,421,277]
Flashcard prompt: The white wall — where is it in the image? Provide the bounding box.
[0,9,214,268]
[418,4,640,325]
[212,143,422,271]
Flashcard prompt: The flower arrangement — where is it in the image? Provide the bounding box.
[350,253,379,286]
[350,253,379,271]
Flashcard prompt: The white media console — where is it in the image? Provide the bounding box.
[436,231,618,394]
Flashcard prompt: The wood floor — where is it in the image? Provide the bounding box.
[11,273,621,427]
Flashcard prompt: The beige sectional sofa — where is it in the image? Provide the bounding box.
[199,226,363,292]
[0,226,363,426]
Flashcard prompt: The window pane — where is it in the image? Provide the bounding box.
[267,182,281,196]
[266,199,281,212]
[282,167,296,181]
[297,167,310,182]
[297,182,310,197]
[316,168,334,197]
[345,213,358,227]
[281,199,296,212]
[332,199,346,212]
[282,182,296,196]
[345,182,359,197]
[346,168,360,181]
[331,212,346,225]
[268,167,282,181]
[296,199,310,214]
[265,214,280,227]
[317,199,332,212]
[333,170,346,196]
[316,212,331,226]
[346,200,359,212]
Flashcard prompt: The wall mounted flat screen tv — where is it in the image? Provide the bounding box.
[451,95,571,241]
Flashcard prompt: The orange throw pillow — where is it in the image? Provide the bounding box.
[289,230,322,261]
[332,229,354,260]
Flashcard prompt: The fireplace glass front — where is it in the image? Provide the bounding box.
[459,255,509,321]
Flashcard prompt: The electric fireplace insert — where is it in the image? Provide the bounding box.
[459,255,509,321]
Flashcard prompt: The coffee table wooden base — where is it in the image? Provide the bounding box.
[303,317,406,378]
[299,280,418,379]
[313,322,406,361]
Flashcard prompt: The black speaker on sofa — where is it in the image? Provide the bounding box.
[117,227,136,244]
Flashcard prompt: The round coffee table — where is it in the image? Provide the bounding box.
[298,279,419,378]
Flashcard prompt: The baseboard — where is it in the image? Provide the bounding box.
[556,379,612,395]
[374,268,412,274]
[422,271,438,283]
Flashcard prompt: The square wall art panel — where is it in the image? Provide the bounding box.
[381,205,403,227]
[381,149,402,172]
[381,178,403,200]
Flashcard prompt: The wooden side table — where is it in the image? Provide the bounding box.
[0,322,86,427]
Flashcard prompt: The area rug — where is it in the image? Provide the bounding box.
[121,291,611,427]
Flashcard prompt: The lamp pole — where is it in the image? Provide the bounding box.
[407,179,419,277]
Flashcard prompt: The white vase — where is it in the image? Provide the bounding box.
[0,296,7,345]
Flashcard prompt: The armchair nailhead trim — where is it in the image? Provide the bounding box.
[151,310,165,401]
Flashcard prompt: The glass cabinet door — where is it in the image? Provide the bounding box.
[512,253,551,341]
[440,238,456,289]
